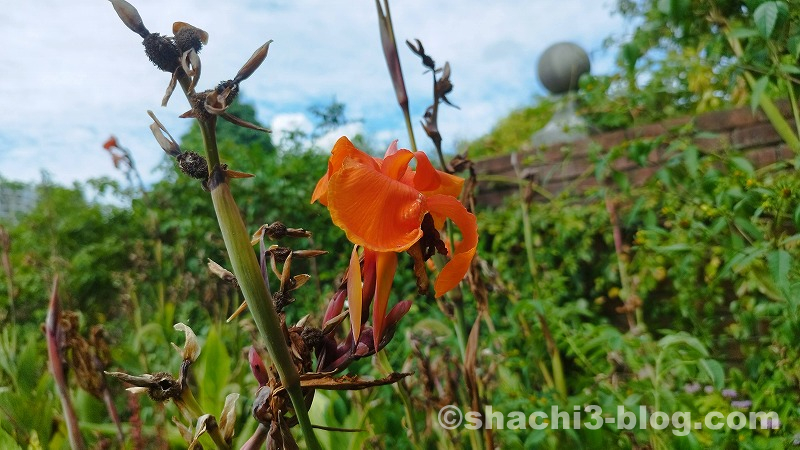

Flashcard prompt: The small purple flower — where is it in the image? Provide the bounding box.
[792,432,800,445]
[704,385,714,394]
[721,389,737,398]
[730,400,751,409]
[684,382,701,394]
[764,418,781,430]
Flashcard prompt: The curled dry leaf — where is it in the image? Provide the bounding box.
[207,259,237,285]
[173,323,201,362]
[147,110,181,156]
[273,372,412,395]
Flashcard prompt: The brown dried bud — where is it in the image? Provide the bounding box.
[109,0,149,38]
[264,222,287,239]
[291,249,328,259]
[301,327,323,351]
[272,291,295,312]
[234,40,272,83]
[105,371,181,402]
[143,33,180,72]
[173,22,208,53]
[266,246,291,263]
[177,151,208,179]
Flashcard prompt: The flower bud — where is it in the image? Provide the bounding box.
[234,41,272,83]
[109,0,149,38]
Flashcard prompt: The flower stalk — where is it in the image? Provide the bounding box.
[201,122,321,450]
[45,277,86,450]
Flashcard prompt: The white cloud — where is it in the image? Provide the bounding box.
[271,113,314,144]
[0,0,626,187]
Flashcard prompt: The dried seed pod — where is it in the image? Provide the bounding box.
[177,151,208,179]
[173,22,208,53]
[301,327,323,351]
[143,33,180,72]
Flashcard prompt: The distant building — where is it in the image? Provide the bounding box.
[0,181,37,223]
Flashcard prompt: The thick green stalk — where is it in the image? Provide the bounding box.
[198,121,322,450]
[401,105,418,152]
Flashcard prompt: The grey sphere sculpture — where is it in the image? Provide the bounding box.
[537,42,591,95]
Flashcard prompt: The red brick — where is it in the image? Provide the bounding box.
[695,108,762,132]
[661,116,692,130]
[694,132,730,153]
[590,130,626,149]
[628,166,658,186]
[731,123,782,150]
[626,123,667,140]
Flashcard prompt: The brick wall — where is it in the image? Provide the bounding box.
[473,102,795,207]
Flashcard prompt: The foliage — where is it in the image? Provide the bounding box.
[461,100,555,159]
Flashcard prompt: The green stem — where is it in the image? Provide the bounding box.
[198,121,321,450]
[512,155,566,398]
[181,389,229,450]
[785,79,800,139]
[376,351,420,447]
[401,104,418,152]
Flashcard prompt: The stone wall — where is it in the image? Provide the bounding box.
[473,103,795,207]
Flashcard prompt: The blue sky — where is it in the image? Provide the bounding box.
[0,1,626,187]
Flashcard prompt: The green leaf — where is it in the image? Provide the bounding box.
[767,249,792,294]
[658,333,708,356]
[750,76,770,112]
[730,156,755,175]
[779,64,800,75]
[197,326,232,412]
[0,426,22,450]
[753,1,784,38]
[699,359,725,389]
[683,146,698,177]
[728,27,760,39]
[789,33,800,58]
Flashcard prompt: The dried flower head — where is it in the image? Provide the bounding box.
[142,33,181,73]
[173,22,209,53]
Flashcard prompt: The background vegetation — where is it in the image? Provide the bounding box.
[3,0,800,448]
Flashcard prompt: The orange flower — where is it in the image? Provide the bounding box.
[312,136,477,348]
[102,136,118,151]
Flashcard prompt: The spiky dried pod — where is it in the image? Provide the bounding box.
[300,327,323,352]
[143,33,180,72]
[177,151,208,179]
[173,22,208,53]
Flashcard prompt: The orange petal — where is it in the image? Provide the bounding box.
[383,140,400,157]
[421,170,464,199]
[372,251,397,351]
[311,136,378,205]
[328,159,426,252]
[381,149,415,181]
[347,245,363,343]
[427,195,478,297]
[412,151,441,192]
